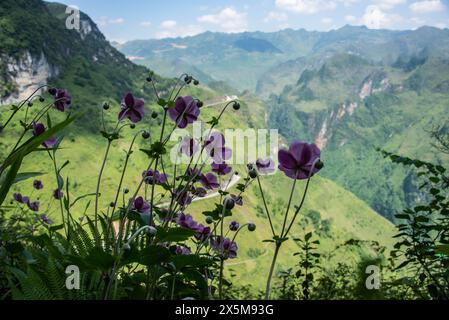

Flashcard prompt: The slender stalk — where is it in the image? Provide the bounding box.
[280,178,297,237]
[108,132,140,246]
[170,273,177,300]
[219,258,224,300]
[95,139,112,228]
[265,242,281,300]
[256,175,276,236]
[218,203,227,299]
[49,151,67,237]
[284,178,311,237]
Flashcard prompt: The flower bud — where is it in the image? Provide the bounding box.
[123,188,129,194]
[146,76,152,82]
[223,197,235,210]
[142,131,150,139]
[249,168,258,179]
[109,202,115,207]
[39,97,45,102]
[123,243,131,251]
[103,102,110,110]
[151,111,158,119]
[232,102,240,110]
[48,88,57,95]
[27,101,33,107]
[130,123,136,129]
[205,216,214,224]
[146,226,157,236]
[248,223,256,232]
[193,79,199,85]
[315,160,324,170]
[197,100,204,108]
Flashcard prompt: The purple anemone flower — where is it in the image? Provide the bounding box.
[53,89,71,112]
[40,214,54,225]
[175,189,192,208]
[193,187,207,198]
[186,167,201,179]
[179,136,199,157]
[194,224,211,242]
[175,246,191,255]
[13,193,29,204]
[33,180,44,190]
[278,141,321,180]
[168,96,200,129]
[32,122,57,148]
[200,173,220,190]
[118,92,145,123]
[256,157,276,175]
[132,196,151,214]
[176,213,199,230]
[142,169,167,185]
[53,189,64,200]
[229,221,239,231]
[27,201,40,212]
[230,194,243,206]
[211,162,232,176]
[204,132,232,163]
[210,236,238,259]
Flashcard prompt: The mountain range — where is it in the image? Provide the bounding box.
[119,25,449,221]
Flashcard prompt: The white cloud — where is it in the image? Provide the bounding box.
[409,0,445,13]
[197,7,248,32]
[275,0,337,14]
[160,20,177,29]
[321,17,333,24]
[345,15,357,22]
[264,11,289,22]
[434,22,448,28]
[156,20,202,38]
[361,5,403,29]
[140,21,152,27]
[373,0,407,10]
[97,17,125,27]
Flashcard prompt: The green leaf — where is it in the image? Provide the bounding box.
[157,227,195,242]
[139,245,170,266]
[171,255,213,270]
[70,193,97,208]
[85,247,115,270]
[0,156,23,206]
[1,113,81,172]
[13,171,44,184]
[157,98,167,107]
[435,245,449,256]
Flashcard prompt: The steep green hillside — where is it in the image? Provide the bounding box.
[0,1,396,294]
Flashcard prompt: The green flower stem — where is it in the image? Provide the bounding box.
[219,258,225,300]
[256,175,275,236]
[218,203,227,299]
[94,139,112,229]
[108,132,141,245]
[265,241,281,300]
[49,150,67,237]
[280,178,297,237]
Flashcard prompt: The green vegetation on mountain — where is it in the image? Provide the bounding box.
[0,0,413,297]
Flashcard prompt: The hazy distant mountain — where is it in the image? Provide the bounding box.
[119,26,449,220]
[118,26,449,93]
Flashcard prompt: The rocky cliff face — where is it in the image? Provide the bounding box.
[0,51,58,104]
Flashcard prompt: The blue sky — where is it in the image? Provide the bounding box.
[53,0,449,42]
